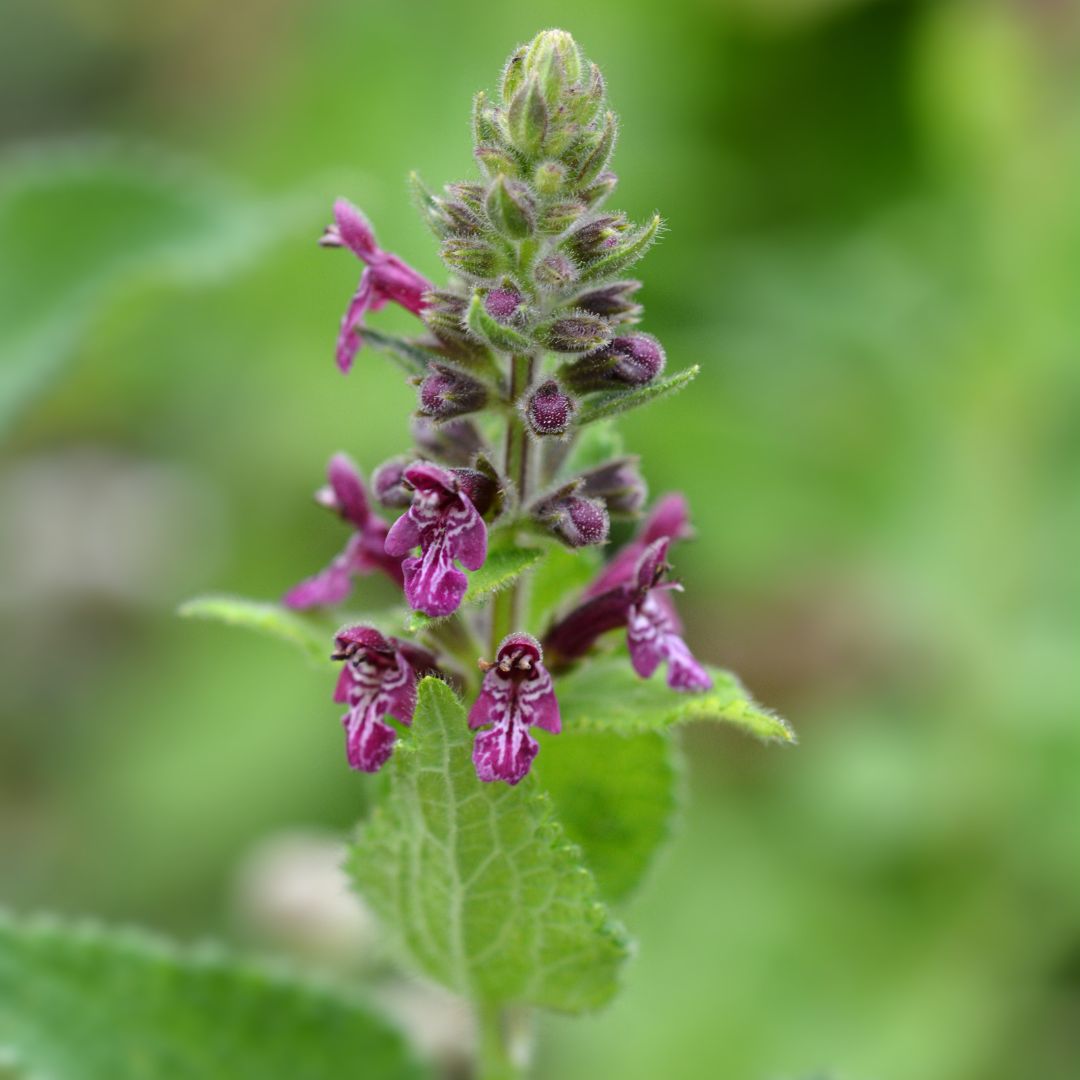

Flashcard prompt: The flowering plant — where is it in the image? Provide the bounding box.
[178,28,794,1078]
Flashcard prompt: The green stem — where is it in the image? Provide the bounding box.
[490,353,535,654]
[476,1003,519,1080]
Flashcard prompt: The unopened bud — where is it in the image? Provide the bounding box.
[580,170,618,207]
[441,236,503,280]
[451,467,498,517]
[475,144,522,180]
[507,78,548,158]
[484,288,522,322]
[562,332,666,391]
[539,200,586,234]
[524,29,584,107]
[536,493,609,548]
[573,280,643,319]
[371,457,413,508]
[564,213,628,262]
[525,380,576,437]
[422,290,472,349]
[472,90,501,145]
[570,111,617,187]
[539,312,612,354]
[485,175,535,239]
[534,160,566,196]
[577,456,647,515]
[411,417,486,466]
[533,253,578,291]
[418,364,488,419]
[465,292,531,352]
[501,45,528,105]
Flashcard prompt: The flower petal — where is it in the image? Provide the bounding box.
[472,723,540,786]
[401,547,468,618]
[283,549,353,608]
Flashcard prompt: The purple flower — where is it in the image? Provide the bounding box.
[384,462,488,617]
[331,626,433,772]
[284,454,404,608]
[469,633,561,785]
[543,535,711,692]
[322,199,432,373]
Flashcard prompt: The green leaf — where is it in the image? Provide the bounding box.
[528,544,602,628]
[555,656,796,743]
[348,678,629,1012]
[358,326,444,377]
[406,543,546,633]
[560,419,625,476]
[178,594,332,667]
[536,730,679,904]
[574,365,701,426]
[0,137,317,435]
[0,912,427,1080]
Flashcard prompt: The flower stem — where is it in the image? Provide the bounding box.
[476,1003,519,1080]
[490,353,534,653]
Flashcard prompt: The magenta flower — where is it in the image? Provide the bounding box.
[384,462,488,617]
[544,535,712,692]
[284,454,404,608]
[322,199,432,373]
[331,626,433,772]
[469,633,561,785]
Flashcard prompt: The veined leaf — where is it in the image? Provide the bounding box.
[555,656,796,743]
[406,544,546,633]
[575,366,700,426]
[348,678,629,1012]
[0,912,427,1080]
[536,730,679,904]
[358,326,443,376]
[178,594,333,667]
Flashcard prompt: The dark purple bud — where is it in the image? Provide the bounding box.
[562,332,666,391]
[418,364,488,420]
[577,456,647,515]
[484,288,522,322]
[535,492,610,548]
[563,213,628,262]
[450,467,498,517]
[411,416,486,466]
[525,380,576,437]
[573,280,642,318]
[371,457,413,508]
[539,311,612,354]
[579,170,618,207]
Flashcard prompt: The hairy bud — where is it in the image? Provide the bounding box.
[564,213,629,262]
[534,160,566,196]
[533,252,579,291]
[484,288,523,322]
[411,417,486,466]
[580,170,618,207]
[577,456,647,516]
[524,380,576,437]
[441,236,504,280]
[418,364,488,419]
[539,312,611,354]
[562,332,666,391]
[534,492,610,548]
[371,457,414,508]
[451,467,499,517]
[485,175,536,238]
[573,280,643,319]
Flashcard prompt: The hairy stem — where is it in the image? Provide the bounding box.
[490,353,535,653]
[476,1003,518,1080]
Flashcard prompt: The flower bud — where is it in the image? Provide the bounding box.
[411,417,486,466]
[472,90,501,145]
[579,214,661,282]
[533,253,578,291]
[501,45,528,105]
[534,160,566,196]
[562,332,666,391]
[563,213,628,262]
[421,290,472,350]
[475,144,521,180]
[371,457,414,508]
[538,311,612,354]
[539,200,586,234]
[450,467,498,517]
[507,78,548,157]
[535,492,609,548]
[524,29,584,107]
[524,380,576,437]
[569,111,616,186]
[577,456,647,516]
[484,288,522,322]
[579,170,618,207]
[573,280,643,319]
[485,175,535,238]
[418,364,488,419]
[440,236,503,280]
[465,292,531,353]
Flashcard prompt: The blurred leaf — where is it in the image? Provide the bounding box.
[528,544,602,629]
[348,678,629,1011]
[0,912,427,1080]
[575,366,700,425]
[555,657,795,743]
[0,137,318,435]
[536,730,678,904]
[359,326,446,376]
[178,594,334,668]
[406,542,546,633]
[560,419,626,475]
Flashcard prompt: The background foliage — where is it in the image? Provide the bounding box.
[1,1,1078,1077]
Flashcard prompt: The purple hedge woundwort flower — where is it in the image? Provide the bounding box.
[385,461,488,618]
[284,454,404,608]
[322,199,433,374]
[469,633,561,785]
[543,534,711,692]
[331,626,435,772]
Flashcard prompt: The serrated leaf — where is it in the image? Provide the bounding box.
[348,678,629,1012]
[555,656,796,743]
[406,544,546,633]
[575,365,700,425]
[536,730,678,904]
[178,594,332,667]
[0,137,317,435]
[0,912,427,1080]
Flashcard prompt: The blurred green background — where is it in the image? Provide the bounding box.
[2,0,1078,1077]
